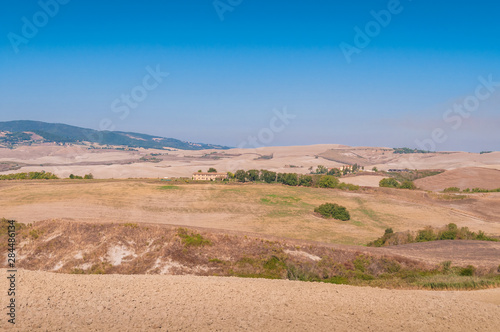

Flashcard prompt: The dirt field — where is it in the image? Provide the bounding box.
[1,268,499,331]
[1,180,499,246]
[382,240,500,268]
[1,144,499,179]
[415,167,500,191]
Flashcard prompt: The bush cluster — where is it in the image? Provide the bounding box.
[0,171,58,180]
[69,173,94,179]
[368,223,498,247]
[379,178,416,190]
[445,187,500,193]
[314,203,350,221]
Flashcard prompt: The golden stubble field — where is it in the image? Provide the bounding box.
[1,179,499,245]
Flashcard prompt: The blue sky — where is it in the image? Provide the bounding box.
[1,0,499,151]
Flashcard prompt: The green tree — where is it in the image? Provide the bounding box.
[379,178,400,188]
[227,171,235,179]
[84,173,94,179]
[282,173,298,186]
[246,169,260,182]
[235,170,246,182]
[277,173,285,183]
[315,165,328,174]
[318,175,339,188]
[327,168,341,177]
[208,168,217,173]
[372,167,378,172]
[299,175,313,187]
[261,170,277,183]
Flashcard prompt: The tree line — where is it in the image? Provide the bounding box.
[224,169,359,191]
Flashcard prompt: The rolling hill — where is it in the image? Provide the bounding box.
[0,120,229,150]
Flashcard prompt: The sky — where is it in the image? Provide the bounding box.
[1,0,499,152]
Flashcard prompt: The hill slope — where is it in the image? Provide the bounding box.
[415,167,500,191]
[0,120,229,150]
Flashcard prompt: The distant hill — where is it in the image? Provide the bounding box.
[0,120,229,150]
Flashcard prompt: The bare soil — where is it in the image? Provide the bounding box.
[1,268,499,331]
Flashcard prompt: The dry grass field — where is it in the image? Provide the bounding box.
[1,180,499,246]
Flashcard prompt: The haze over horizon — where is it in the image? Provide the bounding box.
[1,0,499,152]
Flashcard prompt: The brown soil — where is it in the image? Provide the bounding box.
[1,268,499,331]
[381,240,500,268]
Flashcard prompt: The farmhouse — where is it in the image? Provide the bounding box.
[192,172,228,181]
[388,169,410,173]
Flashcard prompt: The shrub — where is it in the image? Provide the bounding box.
[379,178,400,188]
[399,180,416,190]
[443,187,460,193]
[29,229,42,239]
[177,228,212,247]
[337,182,360,191]
[368,224,498,247]
[318,175,339,188]
[441,261,452,273]
[459,265,476,276]
[415,227,436,242]
[314,203,350,221]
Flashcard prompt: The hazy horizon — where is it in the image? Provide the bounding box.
[1,0,499,152]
